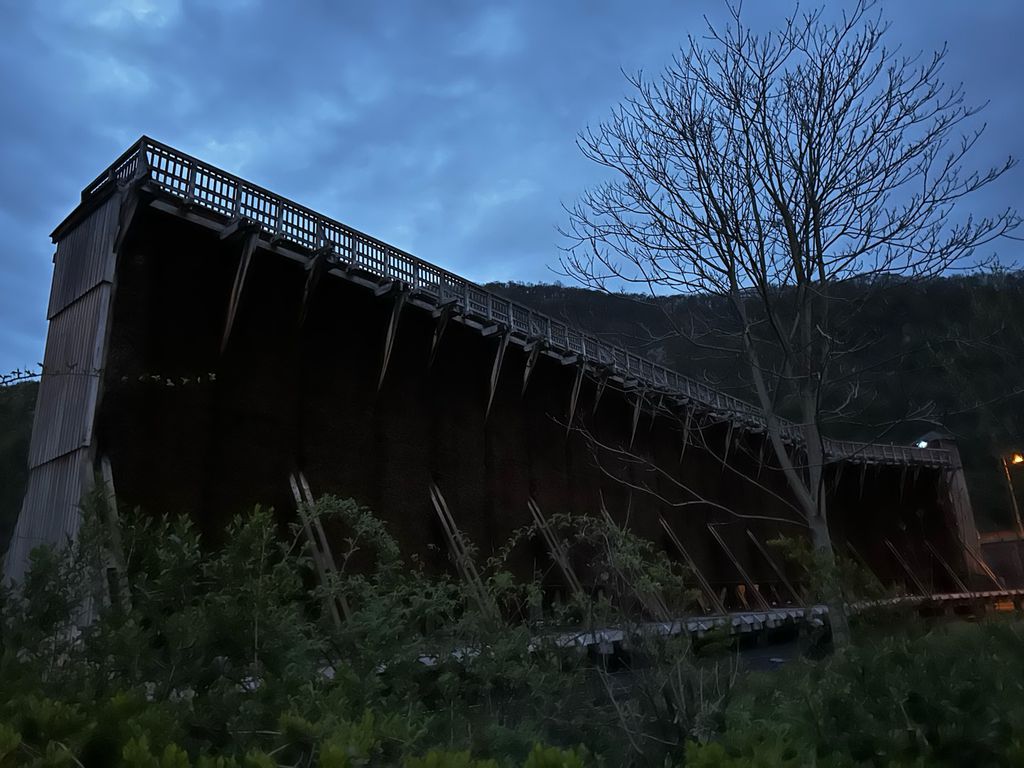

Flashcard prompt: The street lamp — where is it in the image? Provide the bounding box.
[1002,452,1024,536]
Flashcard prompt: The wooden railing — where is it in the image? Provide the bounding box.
[83,136,953,469]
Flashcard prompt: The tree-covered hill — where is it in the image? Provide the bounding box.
[488,272,1024,531]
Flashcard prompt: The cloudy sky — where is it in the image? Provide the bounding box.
[1,0,1021,373]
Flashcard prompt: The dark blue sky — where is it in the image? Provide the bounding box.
[1,1,1021,372]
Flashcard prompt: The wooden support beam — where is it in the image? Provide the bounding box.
[427,303,454,369]
[958,537,1004,590]
[707,523,771,611]
[679,409,692,464]
[884,538,930,597]
[592,371,608,415]
[845,541,896,596]
[755,435,767,477]
[377,288,408,392]
[219,216,256,241]
[485,329,510,420]
[429,483,497,621]
[660,517,726,615]
[112,189,141,255]
[746,529,802,605]
[298,246,332,328]
[528,498,584,599]
[289,472,348,629]
[566,364,584,434]
[522,342,542,396]
[924,540,970,594]
[629,392,643,450]
[99,455,131,612]
[220,229,259,354]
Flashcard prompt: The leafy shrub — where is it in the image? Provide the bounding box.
[688,620,1024,767]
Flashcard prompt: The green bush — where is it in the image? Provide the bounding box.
[0,496,704,765]
[5,495,1022,766]
[687,621,1024,767]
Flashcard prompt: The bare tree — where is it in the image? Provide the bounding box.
[561,0,1019,643]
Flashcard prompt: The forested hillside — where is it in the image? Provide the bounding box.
[489,271,1024,531]
[1,272,1022,555]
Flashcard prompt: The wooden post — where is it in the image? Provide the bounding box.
[485,329,510,419]
[707,523,771,611]
[660,517,727,615]
[746,529,802,605]
[885,538,930,597]
[99,455,131,612]
[377,288,408,391]
[289,472,348,629]
[220,226,259,354]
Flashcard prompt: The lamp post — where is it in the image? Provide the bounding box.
[1002,452,1024,536]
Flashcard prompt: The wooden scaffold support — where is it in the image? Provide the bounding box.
[566,364,585,435]
[707,523,771,611]
[289,471,349,630]
[427,302,455,369]
[485,328,511,420]
[377,287,409,391]
[99,455,131,612]
[884,538,931,597]
[428,483,498,621]
[660,516,727,615]
[220,223,260,354]
[528,497,584,600]
[745,529,802,605]
[521,342,541,395]
[925,540,970,594]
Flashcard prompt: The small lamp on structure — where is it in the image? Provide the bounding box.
[1001,452,1024,536]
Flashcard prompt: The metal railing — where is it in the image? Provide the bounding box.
[82,136,952,469]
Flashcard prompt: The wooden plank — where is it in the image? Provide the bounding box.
[289,473,347,628]
[429,483,497,621]
[958,537,1004,590]
[528,498,584,599]
[707,523,771,611]
[629,392,643,449]
[660,517,726,615]
[220,230,259,354]
[592,371,608,415]
[377,288,408,391]
[566,364,584,434]
[745,529,802,605]
[885,538,930,597]
[485,329,510,419]
[924,540,970,594]
[427,303,453,369]
[99,455,131,612]
[298,246,332,328]
[521,342,541,395]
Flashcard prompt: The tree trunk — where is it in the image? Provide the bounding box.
[809,515,851,648]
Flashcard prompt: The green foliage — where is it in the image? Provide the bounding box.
[0,495,723,766]
[687,621,1024,767]
[767,535,892,606]
[6,494,1024,766]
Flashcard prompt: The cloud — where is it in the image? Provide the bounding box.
[0,0,1020,371]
